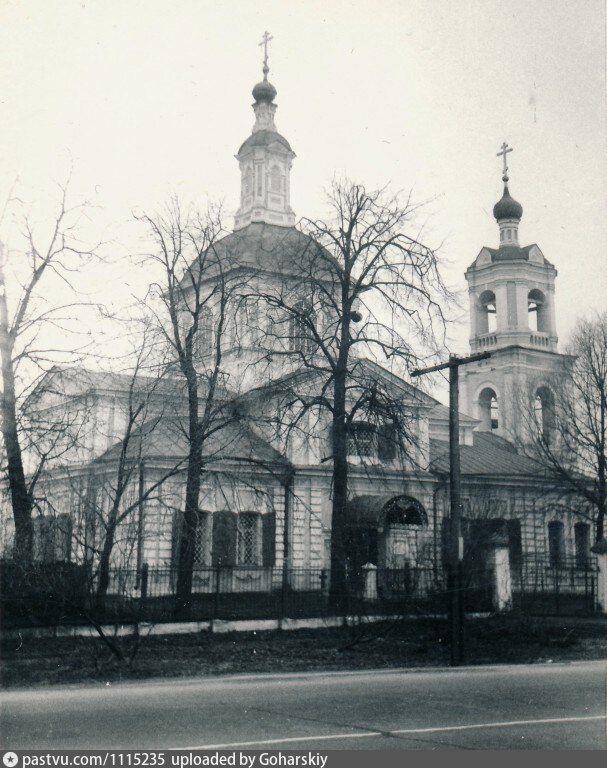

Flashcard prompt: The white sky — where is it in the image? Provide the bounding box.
[0,0,605,359]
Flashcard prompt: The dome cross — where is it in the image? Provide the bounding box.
[259,31,273,79]
[497,141,513,181]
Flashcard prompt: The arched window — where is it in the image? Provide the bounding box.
[289,300,315,355]
[528,289,547,332]
[534,386,555,443]
[478,290,497,334]
[478,387,499,431]
[383,496,427,527]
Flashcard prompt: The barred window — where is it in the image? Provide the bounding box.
[237,513,261,565]
[348,422,375,457]
[289,300,315,356]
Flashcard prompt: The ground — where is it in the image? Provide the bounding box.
[1,615,605,689]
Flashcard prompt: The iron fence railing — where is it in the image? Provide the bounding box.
[0,554,599,628]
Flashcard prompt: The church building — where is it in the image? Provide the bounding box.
[4,49,595,610]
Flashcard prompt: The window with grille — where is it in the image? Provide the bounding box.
[237,513,261,565]
[347,422,375,458]
[289,301,315,355]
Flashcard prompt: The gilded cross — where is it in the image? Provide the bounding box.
[496,141,513,177]
[259,31,273,72]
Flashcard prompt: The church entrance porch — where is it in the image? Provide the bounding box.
[344,494,431,600]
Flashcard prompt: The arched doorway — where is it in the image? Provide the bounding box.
[344,494,429,576]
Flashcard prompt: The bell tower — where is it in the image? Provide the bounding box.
[233,31,296,231]
[460,144,569,444]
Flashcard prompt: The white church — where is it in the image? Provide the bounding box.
[6,51,596,609]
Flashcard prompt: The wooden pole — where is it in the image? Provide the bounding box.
[412,351,490,667]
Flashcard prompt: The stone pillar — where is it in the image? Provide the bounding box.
[591,540,607,614]
[488,533,512,612]
[362,563,378,600]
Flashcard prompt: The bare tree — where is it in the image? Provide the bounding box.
[523,312,607,542]
[252,180,450,608]
[0,183,98,564]
[138,198,244,614]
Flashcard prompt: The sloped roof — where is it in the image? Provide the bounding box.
[184,222,340,288]
[429,402,477,425]
[485,244,535,262]
[238,130,293,155]
[187,222,336,285]
[430,432,545,478]
[28,366,187,406]
[96,413,288,470]
[240,357,438,409]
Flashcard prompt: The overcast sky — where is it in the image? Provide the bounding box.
[0,0,605,358]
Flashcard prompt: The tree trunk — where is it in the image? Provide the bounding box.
[174,375,202,616]
[329,365,349,613]
[597,390,606,542]
[0,287,32,565]
[95,525,116,614]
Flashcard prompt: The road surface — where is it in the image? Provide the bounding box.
[1,661,605,750]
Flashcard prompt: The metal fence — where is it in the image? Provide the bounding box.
[512,556,598,615]
[0,554,600,629]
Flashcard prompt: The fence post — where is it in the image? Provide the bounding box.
[362,563,378,601]
[590,541,607,613]
[281,566,288,623]
[138,563,149,624]
[488,534,512,612]
[213,566,221,623]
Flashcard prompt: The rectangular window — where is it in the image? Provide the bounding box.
[574,522,590,569]
[506,519,522,570]
[377,423,397,461]
[348,423,375,458]
[237,513,261,565]
[548,521,565,568]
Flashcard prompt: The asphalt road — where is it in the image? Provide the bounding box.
[1,661,605,750]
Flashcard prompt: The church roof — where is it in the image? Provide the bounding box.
[429,432,547,478]
[96,412,288,471]
[28,366,186,402]
[484,244,537,262]
[190,222,335,283]
[238,129,292,155]
[240,358,438,409]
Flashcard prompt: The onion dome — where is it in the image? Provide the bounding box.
[252,78,277,103]
[493,183,523,221]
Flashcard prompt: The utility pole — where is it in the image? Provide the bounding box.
[412,351,491,666]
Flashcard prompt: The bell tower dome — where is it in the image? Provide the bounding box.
[233,32,296,231]
[460,143,569,443]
